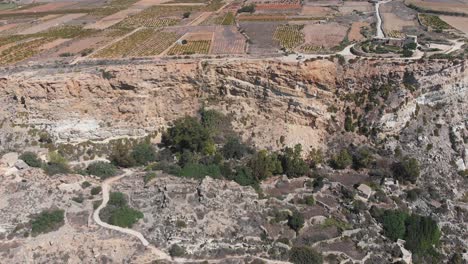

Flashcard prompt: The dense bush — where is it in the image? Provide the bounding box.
[19,152,42,167]
[100,192,143,228]
[44,152,70,176]
[222,137,250,159]
[307,148,323,167]
[131,142,156,165]
[392,156,420,184]
[248,150,282,181]
[91,186,102,195]
[330,149,352,170]
[31,209,65,236]
[81,181,91,188]
[109,142,136,168]
[238,4,255,13]
[143,172,156,184]
[380,210,408,241]
[162,116,214,154]
[87,161,117,179]
[289,246,323,264]
[352,147,374,169]
[169,244,186,257]
[287,211,304,232]
[178,163,222,179]
[279,144,309,178]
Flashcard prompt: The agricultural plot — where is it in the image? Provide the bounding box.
[167,40,211,55]
[93,28,179,58]
[381,2,419,37]
[440,16,468,35]
[348,22,368,42]
[419,14,451,31]
[273,24,304,50]
[338,1,373,14]
[300,6,334,17]
[200,12,235,25]
[240,21,281,54]
[0,38,50,65]
[211,26,246,54]
[114,5,198,28]
[405,0,468,15]
[302,23,347,49]
[19,13,87,35]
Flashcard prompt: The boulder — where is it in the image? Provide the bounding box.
[14,160,29,170]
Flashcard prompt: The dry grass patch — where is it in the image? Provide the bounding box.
[302,23,347,48]
[348,22,368,41]
[440,15,468,35]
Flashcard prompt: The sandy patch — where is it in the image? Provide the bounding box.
[0,2,75,14]
[0,23,18,33]
[183,31,213,40]
[338,1,373,14]
[405,0,468,15]
[84,7,142,29]
[38,38,70,50]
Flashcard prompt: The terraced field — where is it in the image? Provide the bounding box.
[273,24,304,50]
[167,40,211,55]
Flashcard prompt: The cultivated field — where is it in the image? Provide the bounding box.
[338,1,373,14]
[167,40,211,55]
[114,5,199,28]
[0,38,50,65]
[302,23,347,48]
[240,21,281,54]
[440,15,468,35]
[348,22,368,42]
[93,28,180,58]
[381,12,416,37]
[200,12,235,25]
[300,6,333,17]
[405,0,468,15]
[273,24,304,49]
[19,13,87,35]
[211,26,246,54]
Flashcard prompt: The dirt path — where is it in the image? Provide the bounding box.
[375,0,392,38]
[93,169,171,260]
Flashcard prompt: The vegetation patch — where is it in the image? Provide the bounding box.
[30,209,65,236]
[99,192,143,228]
[273,24,304,50]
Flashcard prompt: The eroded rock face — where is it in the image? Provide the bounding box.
[0,59,465,153]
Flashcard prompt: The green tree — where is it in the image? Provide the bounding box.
[19,152,42,167]
[222,137,249,159]
[280,144,309,178]
[289,246,323,264]
[109,141,136,167]
[380,210,408,241]
[287,211,304,233]
[162,116,213,154]
[330,149,352,170]
[352,147,374,169]
[404,214,441,255]
[392,156,420,184]
[131,142,156,165]
[248,150,282,181]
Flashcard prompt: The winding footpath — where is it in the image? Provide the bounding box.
[93,169,171,260]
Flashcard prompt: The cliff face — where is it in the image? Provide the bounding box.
[0,58,466,153]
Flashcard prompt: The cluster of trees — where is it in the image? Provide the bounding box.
[289,246,323,264]
[373,209,441,258]
[99,192,143,228]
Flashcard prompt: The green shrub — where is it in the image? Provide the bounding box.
[280,144,309,178]
[169,244,186,257]
[91,186,102,195]
[380,210,408,241]
[287,211,304,232]
[248,150,282,181]
[131,142,156,165]
[392,156,420,184]
[307,148,323,167]
[289,246,323,264]
[81,181,91,188]
[230,166,257,186]
[330,149,352,170]
[162,116,213,154]
[178,163,222,179]
[304,195,315,206]
[31,209,64,236]
[404,214,440,255]
[238,4,255,13]
[352,147,374,169]
[109,141,136,167]
[100,192,144,228]
[143,172,157,184]
[44,151,69,175]
[19,152,42,167]
[222,137,249,159]
[87,161,117,179]
[72,196,84,203]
